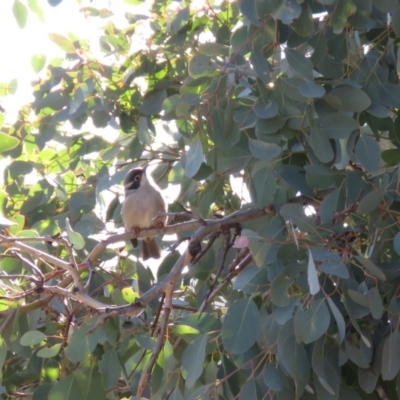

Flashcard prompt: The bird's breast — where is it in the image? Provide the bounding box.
[121,187,166,231]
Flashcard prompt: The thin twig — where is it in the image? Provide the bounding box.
[58,237,84,292]
[198,253,253,314]
[9,252,44,285]
[0,207,270,319]
[136,282,174,396]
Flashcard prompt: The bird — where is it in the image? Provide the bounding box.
[121,166,167,260]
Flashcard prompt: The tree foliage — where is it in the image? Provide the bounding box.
[1,0,400,398]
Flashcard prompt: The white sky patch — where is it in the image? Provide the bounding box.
[0,1,142,120]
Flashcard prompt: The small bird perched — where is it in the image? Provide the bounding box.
[121,166,167,260]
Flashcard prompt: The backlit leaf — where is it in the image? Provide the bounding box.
[48,32,75,52]
[13,0,28,28]
[0,133,19,153]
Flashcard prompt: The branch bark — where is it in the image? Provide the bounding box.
[0,206,270,319]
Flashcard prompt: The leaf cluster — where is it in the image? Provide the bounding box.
[1,0,400,399]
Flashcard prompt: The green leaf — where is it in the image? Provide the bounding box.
[354,254,386,281]
[309,129,334,163]
[381,149,400,165]
[124,0,145,4]
[13,0,28,28]
[373,0,399,12]
[368,287,383,319]
[92,109,110,127]
[382,331,400,380]
[272,0,301,24]
[20,330,46,346]
[0,79,18,96]
[279,203,316,233]
[326,297,345,344]
[48,0,63,5]
[323,86,371,112]
[307,249,320,295]
[239,378,258,400]
[312,338,339,396]
[393,7,400,37]
[48,32,75,52]
[394,231,400,256]
[0,133,19,153]
[270,268,294,307]
[280,335,310,399]
[250,45,271,83]
[356,189,385,215]
[355,134,381,172]
[285,48,314,80]
[254,98,278,119]
[294,299,330,344]
[28,0,45,22]
[170,7,189,33]
[207,144,251,173]
[239,0,260,25]
[185,135,203,178]
[315,113,359,139]
[198,42,229,57]
[207,104,241,149]
[330,0,357,33]
[65,218,85,250]
[299,80,326,98]
[37,343,61,358]
[188,54,218,79]
[64,324,99,362]
[98,349,121,390]
[250,163,277,207]
[139,90,167,116]
[305,164,341,190]
[291,3,314,37]
[48,374,81,400]
[74,367,106,399]
[222,298,261,354]
[248,138,281,160]
[31,54,46,73]
[182,333,207,388]
[0,338,8,373]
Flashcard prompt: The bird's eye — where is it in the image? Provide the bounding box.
[134,175,141,181]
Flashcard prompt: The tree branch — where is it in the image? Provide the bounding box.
[0,207,270,319]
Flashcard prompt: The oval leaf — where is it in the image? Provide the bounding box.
[0,133,19,153]
[185,135,204,178]
[222,298,261,354]
[356,189,385,215]
[249,138,281,160]
[64,325,98,363]
[20,330,46,346]
[323,86,371,112]
[65,218,85,250]
[294,298,331,344]
[31,54,46,73]
[182,333,207,388]
[13,0,28,28]
[382,331,400,380]
[48,32,75,53]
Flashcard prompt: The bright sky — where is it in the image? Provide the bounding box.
[0,0,128,120]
